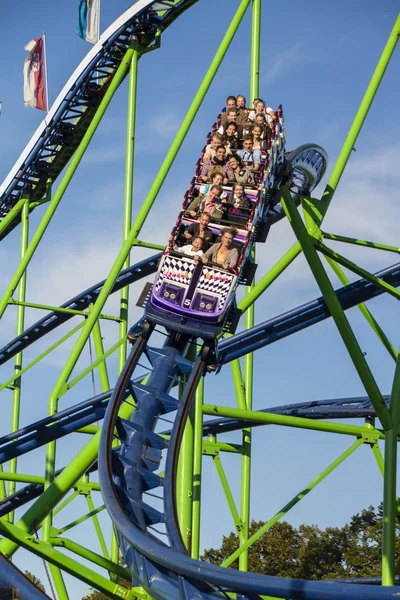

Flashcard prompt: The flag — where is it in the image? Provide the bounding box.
[77,0,100,44]
[23,37,47,112]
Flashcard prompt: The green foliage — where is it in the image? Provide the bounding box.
[202,504,400,581]
[24,570,46,592]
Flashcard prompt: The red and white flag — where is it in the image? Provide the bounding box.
[24,37,47,111]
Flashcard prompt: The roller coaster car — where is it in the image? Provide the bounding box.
[145,249,241,339]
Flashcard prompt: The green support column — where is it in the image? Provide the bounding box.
[92,319,111,392]
[382,354,400,585]
[0,48,136,320]
[8,199,29,522]
[177,344,197,550]
[280,186,392,431]
[239,0,261,571]
[191,377,204,559]
[118,47,139,375]
[48,564,69,600]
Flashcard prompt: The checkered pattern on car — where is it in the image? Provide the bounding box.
[197,268,234,310]
[155,255,196,293]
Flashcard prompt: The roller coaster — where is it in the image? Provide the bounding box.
[0,2,399,599]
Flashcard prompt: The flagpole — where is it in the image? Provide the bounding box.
[42,32,49,113]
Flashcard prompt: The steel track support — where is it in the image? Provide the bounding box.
[382,355,400,585]
[8,200,29,522]
[238,0,261,571]
[118,46,139,375]
[191,376,204,559]
[0,517,133,599]
[177,344,197,550]
[0,198,27,237]
[221,439,364,568]
[92,318,111,392]
[280,185,392,431]
[323,255,397,361]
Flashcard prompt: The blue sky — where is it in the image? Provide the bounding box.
[0,0,400,597]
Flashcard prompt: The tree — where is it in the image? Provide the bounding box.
[202,505,400,580]
[24,570,46,592]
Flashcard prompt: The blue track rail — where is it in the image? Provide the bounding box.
[0,555,50,599]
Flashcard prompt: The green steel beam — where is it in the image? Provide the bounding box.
[0,322,85,394]
[0,473,47,485]
[382,353,400,585]
[51,537,130,581]
[237,241,302,314]
[280,186,392,431]
[222,439,364,568]
[191,377,204,559]
[48,564,69,600]
[118,48,139,376]
[60,338,125,397]
[86,493,110,562]
[202,440,243,455]
[316,242,400,302]
[53,490,80,517]
[0,198,27,236]
[383,426,397,586]
[177,344,196,550]
[57,504,105,535]
[92,319,111,392]
[213,453,242,534]
[6,299,119,321]
[202,403,383,440]
[322,231,400,255]
[133,240,165,250]
[307,13,400,227]
[0,518,133,599]
[8,200,29,523]
[0,48,136,321]
[324,255,397,361]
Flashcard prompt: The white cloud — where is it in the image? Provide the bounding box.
[261,40,314,86]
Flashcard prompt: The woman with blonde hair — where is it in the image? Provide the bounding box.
[198,227,239,270]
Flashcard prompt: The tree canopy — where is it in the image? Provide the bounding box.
[202,504,400,580]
